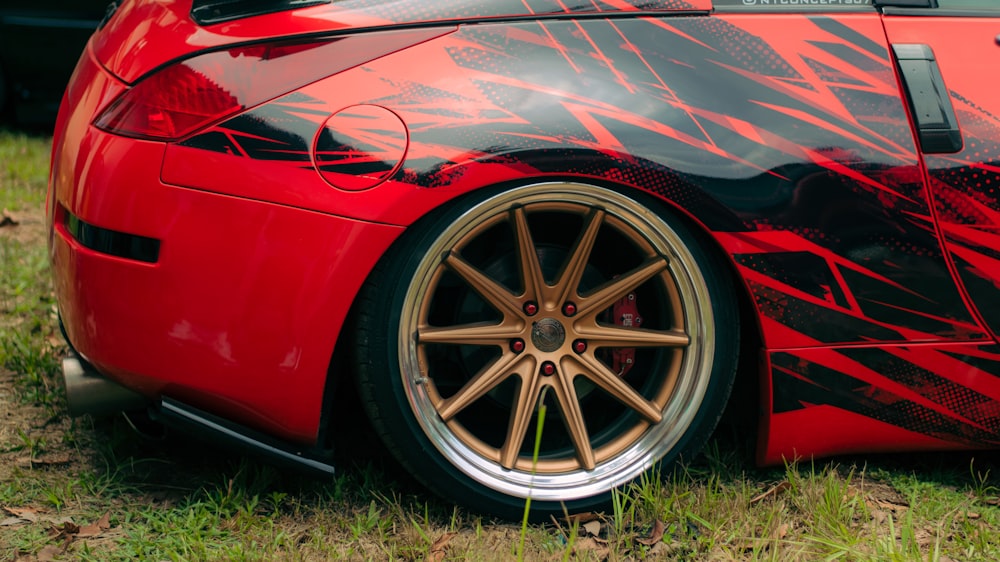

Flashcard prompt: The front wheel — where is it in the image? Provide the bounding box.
[354,182,738,518]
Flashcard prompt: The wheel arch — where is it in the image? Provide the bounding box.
[317,170,766,467]
[591,176,766,455]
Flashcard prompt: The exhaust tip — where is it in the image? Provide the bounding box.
[62,355,148,417]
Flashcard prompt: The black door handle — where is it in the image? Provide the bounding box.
[893,44,963,154]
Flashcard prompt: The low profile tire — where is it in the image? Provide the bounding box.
[354,182,738,518]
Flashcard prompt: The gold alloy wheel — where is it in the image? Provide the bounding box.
[395,183,718,502]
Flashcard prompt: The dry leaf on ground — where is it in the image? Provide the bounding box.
[772,523,789,540]
[0,210,18,228]
[565,512,602,524]
[865,496,909,513]
[750,481,792,505]
[636,519,665,546]
[30,455,72,467]
[36,545,63,562]
[48,521,80,541]
[77,512,111,538]
[2,506,41,522]
[426,531,456,562]
[573,536,610,560]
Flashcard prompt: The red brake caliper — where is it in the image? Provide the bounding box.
[610,291,641,376]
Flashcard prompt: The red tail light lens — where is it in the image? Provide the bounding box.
[95,63,242,140]
[94,27,454,141]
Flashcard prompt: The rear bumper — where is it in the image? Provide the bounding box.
[50,122,404,443]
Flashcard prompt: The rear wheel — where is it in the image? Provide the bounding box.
[354,182,738,518]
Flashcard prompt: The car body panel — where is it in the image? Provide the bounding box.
[50,41,405,442]
[758,9,1000,460]
[52,182,404,442]
[884,15,1000,340]
[95,0,710,83]
[761,343,1000,464]
[167,14,985,349]
[48,1,1000,467]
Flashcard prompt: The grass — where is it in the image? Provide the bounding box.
[2,127,1000,560]
[0,128,49,212]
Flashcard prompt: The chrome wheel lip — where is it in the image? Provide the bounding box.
[398,182,715,502]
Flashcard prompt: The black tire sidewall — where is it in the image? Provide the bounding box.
[353,183,740,520]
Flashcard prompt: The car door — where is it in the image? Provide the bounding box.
[704,0,1000,462]
[702,0,987,348]
[882,1,1000,340]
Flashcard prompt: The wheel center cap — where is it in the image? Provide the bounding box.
[531,318,566,353]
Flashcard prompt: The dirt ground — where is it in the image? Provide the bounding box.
[1,205,67,474]
[1,206,95,552]
[0,367,81,494]
[0,206,45,247]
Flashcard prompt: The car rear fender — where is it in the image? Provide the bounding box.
[93,0,709,84]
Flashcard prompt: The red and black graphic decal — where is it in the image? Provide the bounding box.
[767,345,1000,457]
[926,99,1000,337]
[175,14,983,347]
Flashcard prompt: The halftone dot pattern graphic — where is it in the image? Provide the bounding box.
[926,89,1000,336]
[771,348,1000,448]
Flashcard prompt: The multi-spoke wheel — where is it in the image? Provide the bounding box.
[355,182,738,518]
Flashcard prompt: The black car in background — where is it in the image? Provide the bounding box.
[0,2,109,125]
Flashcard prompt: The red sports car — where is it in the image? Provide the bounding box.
[48,0,1000,518]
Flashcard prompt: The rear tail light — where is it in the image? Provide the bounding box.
[95,63,241,141]
[94,27,454,141]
